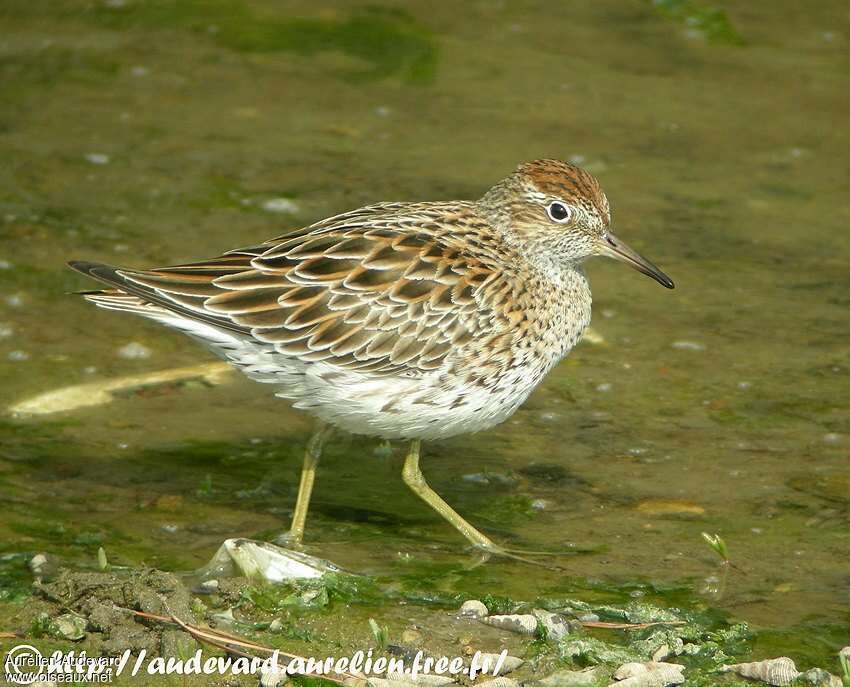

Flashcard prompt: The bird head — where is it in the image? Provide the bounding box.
[480,159,674,289]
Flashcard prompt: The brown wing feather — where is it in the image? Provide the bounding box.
[104,202,507,377]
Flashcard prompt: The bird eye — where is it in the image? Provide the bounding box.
[547,202,572,223]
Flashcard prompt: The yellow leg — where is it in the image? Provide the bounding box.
[401,439,503,553]
[281,423,333,545]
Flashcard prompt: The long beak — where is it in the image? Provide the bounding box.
[599,232,674,289]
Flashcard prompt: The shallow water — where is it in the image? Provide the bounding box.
[0,0,848,669]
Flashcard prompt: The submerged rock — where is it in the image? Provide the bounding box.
[481,613,538,635]
[795,668,843,687]
[532,608,575,641]
[609,661,684,687]
[50,613,87,641]
[476,678,520,687]
[198,538,344,583]
[458,599,489,619]
[719,657,799,686]
[530,667,603,687]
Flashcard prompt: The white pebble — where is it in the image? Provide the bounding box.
[0,323,13,339]
[737,381,751,389]
[259,663,285,687]
[117,341,152,359]
[0,259,11,269]
[374,106,391,117]
[261,197,299,214]
[596,383,612,392]
[8,350,29,361]
[458,599,489,619]
[822,433,842,444]
[671,340,705,351]
[29,553,48,574]
[5,294,23,307]
[85,153,110,165]
[161,524,178,534]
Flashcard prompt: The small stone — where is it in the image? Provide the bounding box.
[532,608,574,641]
[720,657,799,686]
[0,323,12,338]
[796,668,843,687]
[463,473,488,484]
[85,153,110,165]
[260,663,286,687]
[50,613,87,641]
[268,618,283,633]
[483,653,523,675]
[200,579,219,591]
[611,661,685,687]
[531,667,601,687]
[130,65,149,77]
[481,613,538,635]
[8,350,29,361]
[476,679,519,687]
[671,340,705,351]
[596,382,612,392]
[401,628,422,644]
[459,599,489,619]
[651,645,670,662]
[261,198,299,214]
[117,341,152,359]
[29,553,57,579]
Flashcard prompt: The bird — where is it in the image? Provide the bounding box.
[68,159,673,558]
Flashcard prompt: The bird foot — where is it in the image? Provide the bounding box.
[272,531,305,549]
[466,542,566,571]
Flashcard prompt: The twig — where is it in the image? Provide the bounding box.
[115,606,364,686]
[581,620,686,631]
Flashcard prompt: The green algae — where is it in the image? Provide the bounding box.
[651,0,745,45]
[89,1,437,84]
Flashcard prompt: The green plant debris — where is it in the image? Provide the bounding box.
[701,532,730,563]
[839,649,850,687]
[0,553,33,603]
[195,473,214,497]
[368,617,389,650]
[90,1,438,83]
[96,546,110,572]
[652,0,745,44]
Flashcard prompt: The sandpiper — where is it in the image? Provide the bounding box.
[69,159,673,557]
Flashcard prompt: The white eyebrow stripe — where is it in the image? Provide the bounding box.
[525,191,547,202]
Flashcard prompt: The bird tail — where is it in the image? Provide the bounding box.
[66,260,244,334]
